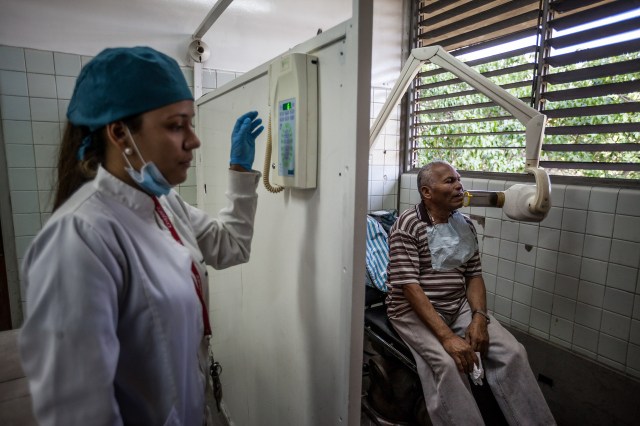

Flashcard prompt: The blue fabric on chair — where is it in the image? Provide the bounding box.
[365,216,390,292]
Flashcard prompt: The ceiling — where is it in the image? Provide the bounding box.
[0,0,402,85]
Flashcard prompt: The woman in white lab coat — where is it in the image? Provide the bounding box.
[19,46,264,426]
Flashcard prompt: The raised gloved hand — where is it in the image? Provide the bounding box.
[230,111,264,170]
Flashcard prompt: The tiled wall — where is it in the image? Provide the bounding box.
[400,174,640,379]
[369,86,400,212]
[0,44,241,324]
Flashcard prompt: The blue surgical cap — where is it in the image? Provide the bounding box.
[67,46,194,131]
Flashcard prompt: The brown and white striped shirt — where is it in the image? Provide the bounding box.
[385,202,482,319]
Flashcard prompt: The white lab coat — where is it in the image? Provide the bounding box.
[19,166,259,426]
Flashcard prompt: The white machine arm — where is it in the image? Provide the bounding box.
[370,45,551,221]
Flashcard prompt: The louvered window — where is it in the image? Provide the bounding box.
[409,0,640,179]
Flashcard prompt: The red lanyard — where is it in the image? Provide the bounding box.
[152,196,212,336]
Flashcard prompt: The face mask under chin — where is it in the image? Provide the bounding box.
[122,128,172,197]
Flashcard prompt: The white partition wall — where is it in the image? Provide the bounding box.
[194,6,372,425]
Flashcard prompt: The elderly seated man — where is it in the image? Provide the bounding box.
[385,160,555,425]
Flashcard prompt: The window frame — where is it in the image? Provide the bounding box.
[404,0,640,185]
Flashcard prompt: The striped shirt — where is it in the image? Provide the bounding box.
[385,202,482,319]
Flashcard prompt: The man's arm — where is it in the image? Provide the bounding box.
[465,275,490,355]
[403,283,478,373]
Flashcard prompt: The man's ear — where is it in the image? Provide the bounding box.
[420,185,431,200]
[105,121,129,152]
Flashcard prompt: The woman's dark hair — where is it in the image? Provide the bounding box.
[53,115,143,211]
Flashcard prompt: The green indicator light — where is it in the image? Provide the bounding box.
[282,102,292,111]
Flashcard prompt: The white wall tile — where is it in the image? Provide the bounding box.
[38,191,53,213]
[575,302,602,329]
[515,263,535,285]
[32,121,61,145]
[8,167,37,191]
[536,248,558,272]
[585,211,614,238]
[551,316,574,343]
[0,46,26,71]
[217,70,235,87]
[513,282,532,304]
[552,295,576,320]
[562,208,587,233]
[6,143,35,167]
[370,180,383,196]
[10,190,40,213]
[484,217,501,238]
[598,333,627,364]
[58,99,69,122]
[627,345,640,372]
[27,73,57,98]
[500,220,519,242]
[610,240,640,268]
[54,52,81,76]
[483,273,497,294]
[616,189,640,216]
[582,235,611,262]
[603,287,634,317]
[399,188,410,204]
[498,240,517,261]
[606,263,637,293]
[34,145,58,168]
[555,274,579,298]
[383,194,397,210]
[498,258,516,280]
[487,180,506,191]
[30,97,58,122]
[12,213,42,236]
[531,288,553,312]
[578,280,605,307]
[613,215,640,243]
[55,76,76,99]
[482,236,500,257]
[564,185,590,210]
[512,301,531,324]
[559,231,584,256]
[537,227,559,251]
[36,167,55,191]
[534,268,556,293]
[2,120,32,144]
[550,184,566,207]
[601,310,631,340]
[496,277,514,298]
[1,95,31,120]
[589,187,619,213]
[531,309,551,333]
[556,253,581,278]
[630,320,640,346]
[579,258,608,285]
[15,235,34,258]
[482,254,498,275]
[518,223,539,246]
[0,70,28,96]
[540,206,563,229]
[573,324,599,352]
[494,295,512,317]
[25,49,54,74]
[202,69,216,88]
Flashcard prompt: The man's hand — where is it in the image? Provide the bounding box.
[441,334,478,374]
[465,316,490,356]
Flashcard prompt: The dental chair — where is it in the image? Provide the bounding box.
[363,284,508,425]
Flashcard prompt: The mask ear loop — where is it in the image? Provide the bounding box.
[122,126,146,171]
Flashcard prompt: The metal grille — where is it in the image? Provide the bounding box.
[410,0,640,179]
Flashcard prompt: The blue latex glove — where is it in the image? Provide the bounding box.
[230,111,264,170]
